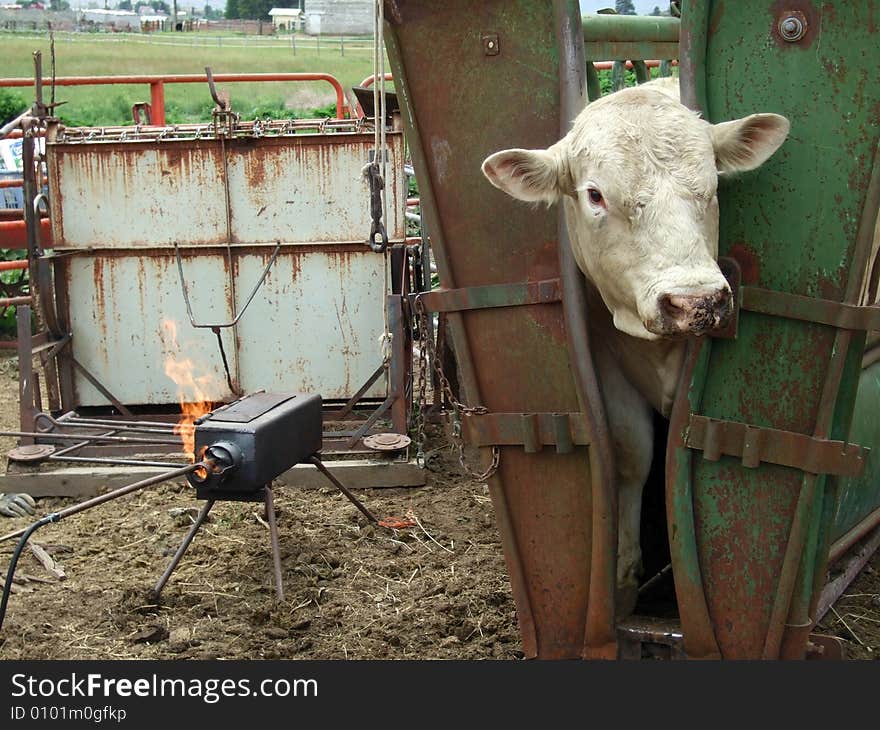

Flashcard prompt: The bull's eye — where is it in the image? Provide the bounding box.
[588,188,604,205]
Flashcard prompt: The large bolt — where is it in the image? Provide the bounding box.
[778,13,807,42]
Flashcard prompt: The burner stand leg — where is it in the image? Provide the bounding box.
[264,485,284,602]
[150,499,215,600]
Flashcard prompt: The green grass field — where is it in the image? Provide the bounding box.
[0,32,379,126]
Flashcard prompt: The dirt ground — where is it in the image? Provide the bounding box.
[0,354,878,660]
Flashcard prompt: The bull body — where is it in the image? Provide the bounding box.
[482,78,790,613]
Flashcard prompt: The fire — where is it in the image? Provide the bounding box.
[161,320,216,460]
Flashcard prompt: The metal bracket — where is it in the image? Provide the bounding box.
[416,278,562,314]
[686,414,869,477]
[461,411,590,454]
[740,285,880,331]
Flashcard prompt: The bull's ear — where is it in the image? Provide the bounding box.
[481,146,572,204]
[711,113,790,173]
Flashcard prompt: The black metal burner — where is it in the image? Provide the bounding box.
[152,392,378,603]
[188,392,323,501]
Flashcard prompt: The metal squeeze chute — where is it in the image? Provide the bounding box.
[670,1,880,659]
[385,0,618,659]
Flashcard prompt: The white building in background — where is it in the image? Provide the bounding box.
[304,0,371,35]
[268,8,302,32]
[80,8,140,30]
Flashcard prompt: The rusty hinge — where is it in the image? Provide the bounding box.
[416,278,562,313]
[461,411,590,453]
[686,415,869,477]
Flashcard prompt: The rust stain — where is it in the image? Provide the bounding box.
[708,0,725,38]
[728,243,761,285]
[91,259,105,321]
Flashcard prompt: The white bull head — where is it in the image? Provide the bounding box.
[482,81,790,341]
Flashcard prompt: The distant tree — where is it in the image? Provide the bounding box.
[117,0,132,9]
[236,0,272,19]
[204,3,222,19]
[225,0,239,19]
[651,5,662,15]
[49,0,71,9]
[149,0,170,13]
[615,0,637,14]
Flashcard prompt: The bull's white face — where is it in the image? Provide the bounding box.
[482,82,790,341]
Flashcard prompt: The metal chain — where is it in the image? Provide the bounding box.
[412,295,500,482]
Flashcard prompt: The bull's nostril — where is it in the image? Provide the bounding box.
[658,294,686,320]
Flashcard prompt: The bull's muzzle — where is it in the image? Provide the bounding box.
[651,287,733,337]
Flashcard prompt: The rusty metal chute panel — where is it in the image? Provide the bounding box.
[62,252,236,406]
[670,1,880,659]
[47,134,406,247]
[831,360,880,544]
[385,0,617,658]
[45,126,404,407]
[232,249,385,396]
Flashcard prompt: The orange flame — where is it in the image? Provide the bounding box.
[161,320,216,460]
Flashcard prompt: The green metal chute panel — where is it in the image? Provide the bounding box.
[832,361,880,546]
[671,2,880,659]
[384,1,617,658]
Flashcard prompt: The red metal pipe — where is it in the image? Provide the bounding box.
[0,176,47,190]
[0,296,31,307]
[360,73,394,88]
[0,218,52,249]
[0,72,350,121]
[0,260,27,272]
[150,80,166,126]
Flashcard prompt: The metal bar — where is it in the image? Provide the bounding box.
[0,177,46,190]
[0,462,204,544]
[417,279,562,313]
[740,286,880,330]
[762,473,819,659]
[558,0,618,661]
[56,421,181,436]
[57,415,189,431]
[863,345,880,369]
[462,412,591,449]
[342,395,394,450]
[334,364,385,420]
[17,304,34,445]
[48,455,183,468]
[0,219,52,249]
[70,357,134,417]
[0,110,31,139]
[264,486,284,602]
[814,523,880,624]
[309,456,378,524]
[0,430,181,446]
[686,415,869,477]
[582,13,680,43]
[1,297,32,307]
[175,242,281,329]
[149,81,166,126]
[49,432,112,459]
[587,42,680,61]
[150,499,215,599]
[0,73,349,120]
[829,505,880,565]
[388,295,408,434]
